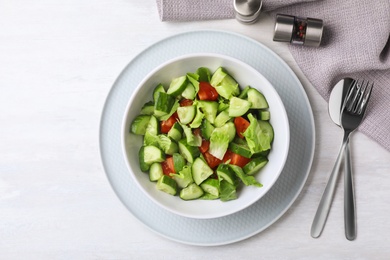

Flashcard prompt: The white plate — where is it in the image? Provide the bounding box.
[100,30,315,246]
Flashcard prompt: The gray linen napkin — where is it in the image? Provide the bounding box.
[156,0,390,152]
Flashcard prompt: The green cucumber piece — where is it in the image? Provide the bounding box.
[200,179,220,197]
[158,100,179,121]
[198,101,218,124]
[138,146,150,172]
[167,122,183,142]
[189,105,204,128]
[146,115,159,135]
[181,82,197,100]
[214,109,231,128]
[259,110,270,121]
[167,76,187,97]
[130,115,151,135]
[142,145,165,164]
[229,142,252,158]
[258,120,274,143]
[143,131,159,147]
[154,92,175,118]
[210,67,239,99]
[243,157,268,175]
[140,101,154,115]
[229,97,252,117]
[179,183,204,200]
[192,157,214,185]
[178,139,200,163]
[238,85,251,99]
[187,73,200,93]
[200,119,214,140]
[216,164,237,186]
[177,105,196,125]
[247,88,269,109]
[153,84,165,102]
[156,175,177,196]
[149,162,163,181]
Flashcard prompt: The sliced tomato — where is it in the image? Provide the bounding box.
[203,152,222,169]
[160,112,178,134]
[180,99,193,107]
[223,150,234,163]
[198,82,219,101]
[234,116,250,138]
[230,152,251,168]
[161,156,175,175]
[199,139,210,153]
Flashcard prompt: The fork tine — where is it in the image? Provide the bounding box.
[345,80,359,112]
[357,81,373,115]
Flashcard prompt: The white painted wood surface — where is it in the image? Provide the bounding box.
[1,0,389,259]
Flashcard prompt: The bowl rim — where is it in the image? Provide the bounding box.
[121,52,290,219]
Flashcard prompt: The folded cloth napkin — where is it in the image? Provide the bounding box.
[156,0,390,152]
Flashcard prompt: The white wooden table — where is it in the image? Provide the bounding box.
[1,0,389,259]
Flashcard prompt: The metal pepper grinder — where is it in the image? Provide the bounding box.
[234,0,262,24]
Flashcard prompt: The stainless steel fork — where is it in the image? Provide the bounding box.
[311,79,373,239]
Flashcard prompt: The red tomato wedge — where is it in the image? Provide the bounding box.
[198,82,219,101]
[160,112,178,134]
[199,139,210,154]
[161,156,175,175]
[223,150,251,168]
[180,99,193,107]
[203,152,222,169]
[230,152,251,168]
[234,116,250,138]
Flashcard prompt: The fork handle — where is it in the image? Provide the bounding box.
[311,134,349,238]
[344,138,356,240]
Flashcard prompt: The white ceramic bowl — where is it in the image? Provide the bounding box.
[122,53,290,219]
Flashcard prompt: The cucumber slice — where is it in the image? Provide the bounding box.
[143,145,165,164]
[238,85,251,99]
[146,115,159,135]
[259,110,270,121]
[178,139,200,163]
[198,101,218,124]
[179,183,204,200]
[229,142,252,158]
[200,193,219,200]
[138,146,150,172]
[140,101,154,115]
[167,76,187,97]
[200,179,220,197]
[156,175,177,196]
[172,153,185,173]
[153,84,165,102]
[243,157,268,175]
[154,92,175,118]
[192,157,214,185]
[187,73,200,93]
[200,119,214,140]
[229,97,252,117]
[158,100,179,121]
[143,131,159,147]
[216,164,237,186]
[130,115,151,135]
[177,105,196,125]
[214,109,231,128]
[247,88,269,109]
[167,122,183,141]
[189,106,204,128]
[181,82,196,100]
[258,119,274,143]
[210,67,239,99]
[149,162,163,181]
